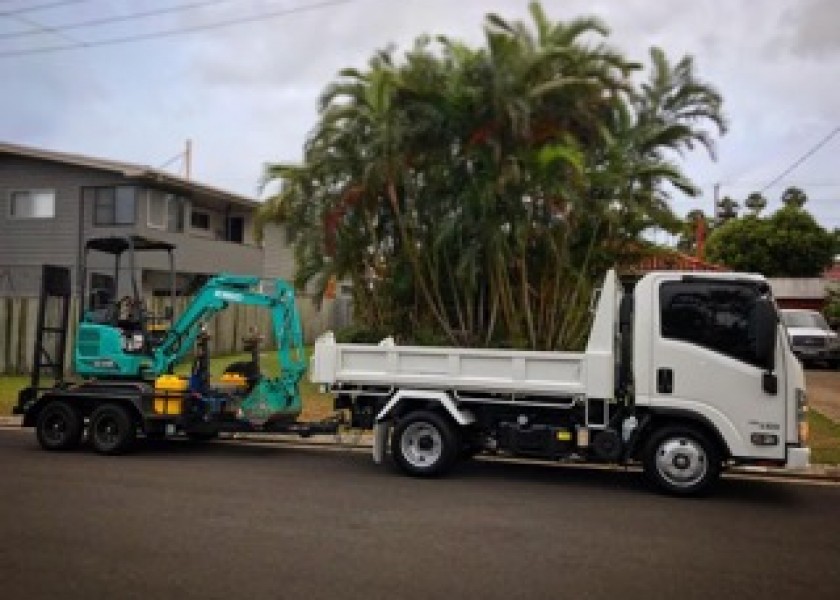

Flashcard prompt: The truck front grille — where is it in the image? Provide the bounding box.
[791,335,826,348]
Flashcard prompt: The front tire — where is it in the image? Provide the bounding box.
[643,426,721,496]
[391,411,459,477]
[89,404,136,455]
[36,400,83,451]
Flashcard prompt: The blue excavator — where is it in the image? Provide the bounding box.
[15,235,338,454]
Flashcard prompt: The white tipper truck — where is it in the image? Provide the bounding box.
[310,270,811,495]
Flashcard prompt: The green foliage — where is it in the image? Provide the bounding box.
[260,1,727,349]
[825,284,840,329]
[706,205,836,276]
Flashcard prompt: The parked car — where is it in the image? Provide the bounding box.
[780,309,840,368]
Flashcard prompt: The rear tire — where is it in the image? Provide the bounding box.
[391,410,459,477]
[90,404,136,455]
[643,425,721,496]
[35,400,83,451]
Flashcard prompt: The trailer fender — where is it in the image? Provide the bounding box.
[372,390,475,463]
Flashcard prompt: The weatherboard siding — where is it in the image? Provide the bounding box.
[0,154,265,296]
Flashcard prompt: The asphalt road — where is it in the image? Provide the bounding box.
[1,430,839,600]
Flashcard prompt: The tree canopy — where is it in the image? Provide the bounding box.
[259,2,726,349]
[706,203,837,277]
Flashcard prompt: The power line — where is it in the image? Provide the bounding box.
[0,0,83,16]
[0,0,356,58]
[760,126,840,193]
[4,9,86,46]
[0,0,231,40]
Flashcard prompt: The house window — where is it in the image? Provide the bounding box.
[167,196,186,233]
[147,191,166,229]
[9,190,55,219]
[92,186,136,226]
[227,216,244,243]
[191,210,210,230]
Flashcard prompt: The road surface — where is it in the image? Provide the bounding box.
[0,430,838,600]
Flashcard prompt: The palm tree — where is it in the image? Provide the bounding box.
[744,191,767,215]
[781,186,807,209]
[716,196,739,222]
[258,1,728,351]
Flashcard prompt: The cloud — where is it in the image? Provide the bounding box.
[777,0,840,59]
[1,0,839,226]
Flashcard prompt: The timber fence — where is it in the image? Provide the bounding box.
[0,294,348,376]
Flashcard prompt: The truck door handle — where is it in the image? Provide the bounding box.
[657,368,673,394]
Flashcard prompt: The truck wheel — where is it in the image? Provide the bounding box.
[90,404,136,455]
[643,426,721,496]
[36,400,83,451]
[391,411,459,477]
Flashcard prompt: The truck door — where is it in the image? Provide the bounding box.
[650,278,786,461]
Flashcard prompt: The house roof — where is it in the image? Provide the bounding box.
[0,141,259,209]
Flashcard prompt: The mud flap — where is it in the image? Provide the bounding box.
[373,420,391,464]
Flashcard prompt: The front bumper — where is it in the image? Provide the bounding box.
[786,446,811,470]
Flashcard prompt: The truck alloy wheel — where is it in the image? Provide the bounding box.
[89,404,136,455]
[391,411,458,477]
[644,426,720,496]
[35,400,83,451]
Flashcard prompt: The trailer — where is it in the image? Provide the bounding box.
[14,236,339,456]
[311,270,811,495]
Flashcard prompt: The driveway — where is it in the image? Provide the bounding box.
[806,368,840,422]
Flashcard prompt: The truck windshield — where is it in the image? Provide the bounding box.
[781,311,829,330]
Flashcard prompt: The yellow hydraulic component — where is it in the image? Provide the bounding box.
[218,372,247,392]
[153,375,188,415]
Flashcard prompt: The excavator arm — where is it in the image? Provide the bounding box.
[151,274,305,388]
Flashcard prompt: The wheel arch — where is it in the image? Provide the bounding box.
[634,407,731,461]
[375,389,475,426]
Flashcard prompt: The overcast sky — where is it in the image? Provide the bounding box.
[2,0,839,230]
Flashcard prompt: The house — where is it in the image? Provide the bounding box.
[0,141,293,298]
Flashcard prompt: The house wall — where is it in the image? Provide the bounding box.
[0,156,126,296]
[261,222,296,281]
[0,154,264,297]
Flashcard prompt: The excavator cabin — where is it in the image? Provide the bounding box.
[76,235,176,379]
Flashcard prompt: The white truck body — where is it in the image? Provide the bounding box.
[311,269,810,495]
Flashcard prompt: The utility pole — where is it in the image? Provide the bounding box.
[185,139,192,180]
[713,182,720,219]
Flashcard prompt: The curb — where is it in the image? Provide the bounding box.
[3,415,838,482]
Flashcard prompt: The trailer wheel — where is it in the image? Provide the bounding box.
[35,400,83,451]
[391,411,459,477]
[643,426,720,496]
[90,404,136,455]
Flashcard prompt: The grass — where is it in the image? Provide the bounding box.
[808,409,840,465]
[2,362,839,464]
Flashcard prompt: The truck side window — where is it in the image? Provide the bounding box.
[660,282,762,368]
